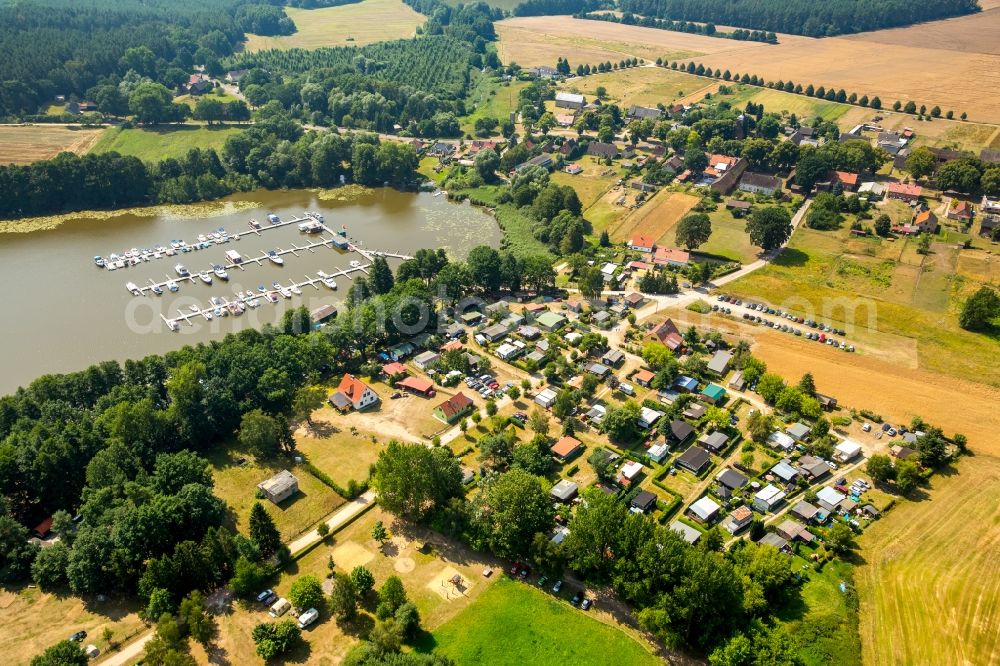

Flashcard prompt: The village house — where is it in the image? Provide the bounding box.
[698,431,729,454]
[329,374,380,412]
[947,200,973,222]
[629,233,657,253]
[669,419,695,444]
[688,496,721,523]
[858,181,885,200]
[816,486,847,512]
[706,155,748,194]
[753,484,786,512]
[555,113,576,127]
[587,141,618,160]
[633,368,655,387]
[601,348,625,367]
[768,431,796,452]
[653,247,690,268]
[638,406,665,429]
[769,459,799,484]
[676,446,711,474]
[829,170,860,192]
[785,422,811,441]
[789,126,817,146]
[564,163,583,175]
[630,489,658,513]
[396,376,436,397]
[550,479,579,504]
[775,519,815,543]
[671,520,702,544]
[551,435,583,461]
[834,440,863,462]
[257,470,298,504]
[647,442,669,463]
[433,392,475,424]
[627,104,662,121]
[716,467,749,492]
[890,444,918,460]
[724,505,754,534]
[651,319,684,352]
[413,350,440,370]
[707,350,733,376]
[618,460,644,486]
[739,172,782,196]
[796,455,831,481]
[700,383,727,405]
[790,500,821,523]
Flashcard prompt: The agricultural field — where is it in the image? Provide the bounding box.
[0,125,105,165]
[90,125,241,162]
[418,577,661,665]
[208,446,345,541]
[0,590,145,666]
[713,85,855,124]
[856,455,1000,666]
[556,66,712,110]
[605,188,699,244]
[497,14,1000,123]
[243,0,424,52]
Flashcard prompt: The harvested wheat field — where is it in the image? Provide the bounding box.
[244,0,424,51]
[856,454,1000,666]
[556,66,714,110]
[499,14,1000,123]
[607,190,699,244]
[0,125,105,165]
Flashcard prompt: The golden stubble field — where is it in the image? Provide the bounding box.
[497,14,1000,123]
[244,0,424,51]
[0,125,105,165]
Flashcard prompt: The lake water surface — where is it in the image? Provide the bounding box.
[0,188,500,394]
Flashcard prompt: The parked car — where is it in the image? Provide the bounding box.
[552,580,563,593]
[297,608,319,629]
[862,423,872,432]
[257,589,276,605]
[537,575,548,587]
[570,592,581,606]
[581,598,592,611]
[69,631,87,642]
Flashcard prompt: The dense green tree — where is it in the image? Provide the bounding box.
[289,574,325,610]
[30,640,88,666]
[959,286,999,331]
[473,468,555,559]
[252,619,300,660]
[675,212,713,249]
[249,502,282,558]
[372,442,463,522]
[745,206,792,251]
[866,454,895,484]
[602,401,640,443]
[905,147,937,179]
[238,409,285,459]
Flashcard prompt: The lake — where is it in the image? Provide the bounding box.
[0,188,501,394]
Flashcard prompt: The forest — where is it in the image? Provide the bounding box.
[578,11,777,43]
[617,0,980,36]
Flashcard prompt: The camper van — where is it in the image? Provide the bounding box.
[269,598,291,617]
[298,607,319,628]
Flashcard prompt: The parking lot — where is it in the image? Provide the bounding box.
[714,294,857,352]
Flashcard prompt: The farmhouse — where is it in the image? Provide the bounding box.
[708,155,748,194]
[555,92,585,110]
[724,505,753,534]
[627,105,662,121]
[948,200,973,221]
[688,496,721,524]
[257,470,298,504]
[707,350,733,375]
[739,172,782,196]
[650,319,684,351]
[550,479,579,504]
[653,247,690,268]
[434,392,475,424]
[887,182,923,202]
[551,435,583,461]
[676,446,711,474]
[329,374,380,412]
[753,484,786,512]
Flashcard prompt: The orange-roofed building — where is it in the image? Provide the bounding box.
[551,436,583,461]
[329,373,380,412]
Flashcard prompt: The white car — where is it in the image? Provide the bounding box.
[298,607,319,628]
[862,423,872,432]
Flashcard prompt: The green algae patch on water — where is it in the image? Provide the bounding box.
[313,184,372,203]
[0,200,263,234]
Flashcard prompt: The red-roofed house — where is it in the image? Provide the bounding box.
[551,436,583,461]
[329,374,380,412]
[434,392,474,423]
[441,339,463,352]
[629,234,656,253]
[653,247,690,268]
[633,369,656,387]
[830,170,860,191]
[948,200,973,221]
[650,318,684,352]
[33,516,53,539]
[398,376,436,397]
[382,362,408,377]
[887,182,923,202]
[628,260,652,270]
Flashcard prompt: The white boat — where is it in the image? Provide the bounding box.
[203,310,213,321]
[249,218,261,229]
[166,280,179,292]
[320,275,337,290]
[268,214,280,225]
[125,282,141,296]
[279,287,292,299]
[151,284,163,296]
[226,250,243,264]
[350,260,361,268]
[190,304,199,313]
[165,248,175,256]
[214,307,225,318]
[212,264,229,280]
[199,272,213,285]
[166,319,179,331]
[290,284,302,295]
[94,256,105,267]
[174,263,189,277]
[197,234,207,243]
[267,250,284,266]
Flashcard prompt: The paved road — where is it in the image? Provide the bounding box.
[287,490,377,555]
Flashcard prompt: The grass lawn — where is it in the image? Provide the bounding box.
[461,76,529,136]
[416,577,661,665]
[856,455,1000,666]
[295,425,383,487]
[209,445,345,541]
[495,204,555,260]
[0,589,146,665]
[557,67,710,110]
[551,156,619,209]
[698,206,758,263]
[244,0,424,51]
[90,125,242,162]
[716,85,854,123]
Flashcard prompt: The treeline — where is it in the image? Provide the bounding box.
[619,0,980,37]
[401,0,504,43]
[578,11,777,43]
[0,0,295,118]
[512,0,605,17]
[0,117,419,220]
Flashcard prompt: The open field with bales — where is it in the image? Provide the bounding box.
[856,455,1000,666]
[418,577,662,665]
[556,66,711,110]
[606,189,699,244]
[497,14,1000,123]
[90,125,242,162]
[0,589,146,666]
[244,0,424,51]
[0,125,105,165]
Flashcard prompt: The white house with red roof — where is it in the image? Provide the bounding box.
[329,374,380,412]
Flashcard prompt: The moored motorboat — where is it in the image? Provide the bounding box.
[290,284,302,295]
[249,218,261,229]
[125,282,141,296]
[151,284,163,296]
[166,319,179,331]
[199,272,213,285]
[94,256,105,267]
[175,263,189,277]
[212,264,229,280]
[268,213,280,225]
[279,287,292,299]
[267,250,284,266]
[166,279,179,292]
[264,291,279,303]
